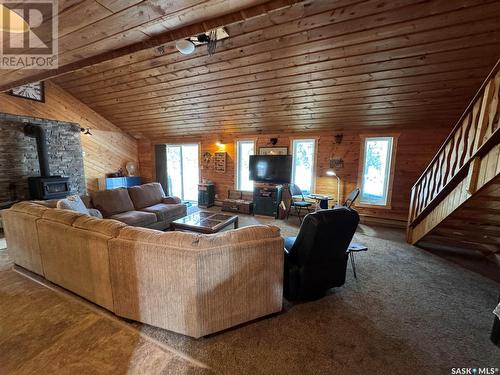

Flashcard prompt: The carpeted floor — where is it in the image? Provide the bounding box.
[125,211,499,374]
[1,212,498,374]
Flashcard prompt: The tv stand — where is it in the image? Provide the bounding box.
[253,185,283,218]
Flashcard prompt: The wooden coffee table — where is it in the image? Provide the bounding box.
[170,211,239,234]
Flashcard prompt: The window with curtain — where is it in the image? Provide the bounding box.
[359,136,395,206]
[236,140,255,191]
[291,139,316,194]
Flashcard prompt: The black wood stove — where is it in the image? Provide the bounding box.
[24,125,71,200]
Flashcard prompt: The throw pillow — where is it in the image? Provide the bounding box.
[57,195,91,215]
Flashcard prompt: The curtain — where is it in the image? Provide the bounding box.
[155,144,168,194]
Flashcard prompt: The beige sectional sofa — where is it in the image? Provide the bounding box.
[2,201,284,338]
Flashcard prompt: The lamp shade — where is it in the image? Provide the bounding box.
[176,39,195,55]
[326,169,336,176]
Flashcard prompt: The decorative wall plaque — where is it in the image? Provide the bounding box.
[214,152,226,173]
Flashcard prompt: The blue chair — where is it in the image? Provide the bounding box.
[286,184,313,223]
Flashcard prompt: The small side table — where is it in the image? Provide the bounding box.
[307,194,333,209]
[346,242,368,279]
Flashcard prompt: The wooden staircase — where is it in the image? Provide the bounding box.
[407,60,500,256]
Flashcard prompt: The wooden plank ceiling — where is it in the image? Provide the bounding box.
[7,0,500,138]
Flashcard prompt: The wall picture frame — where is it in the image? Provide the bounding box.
[259,147,288,155]
[9,82,45,102]
[214,151,226,173]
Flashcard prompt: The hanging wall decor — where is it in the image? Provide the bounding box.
[214,152,226,173]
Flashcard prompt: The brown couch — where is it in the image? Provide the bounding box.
[89,182,187,230]
[2,202,284,338]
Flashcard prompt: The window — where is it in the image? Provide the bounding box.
[359,136,396,207]
[236,140,255,191]
[291,139,316,194]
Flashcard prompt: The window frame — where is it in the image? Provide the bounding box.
[290,137,318,194]
[234,138,256,192]
[356,134,399,209]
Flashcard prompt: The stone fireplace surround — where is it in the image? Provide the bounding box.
[0,113,86,203]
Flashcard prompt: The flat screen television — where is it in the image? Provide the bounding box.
[249,155,292,184]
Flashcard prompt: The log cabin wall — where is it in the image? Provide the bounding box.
[0,82,139,193]
[138,127,451,222]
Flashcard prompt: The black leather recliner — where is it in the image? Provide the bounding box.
[283,207,360,301]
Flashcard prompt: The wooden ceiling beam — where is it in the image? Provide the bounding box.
[0,0,305,92]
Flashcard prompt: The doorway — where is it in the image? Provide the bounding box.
[166,144,200,203]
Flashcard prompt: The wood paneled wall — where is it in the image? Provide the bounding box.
[138,127,451,222]
[0,82,138,192]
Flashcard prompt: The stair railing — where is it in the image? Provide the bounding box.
[408,59,500,229]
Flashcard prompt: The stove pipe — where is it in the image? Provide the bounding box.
[24,124,50,177]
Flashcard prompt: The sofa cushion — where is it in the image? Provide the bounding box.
[140,203,186,222]
[42,208,87,225]
[109,210,157,227]
[31,199,59,208]
[90,188,135,217]
[162,196,181,204]
[117,224,281,249]
[73,215,126,237]
[128,182,165,209]
[10,201,49,216]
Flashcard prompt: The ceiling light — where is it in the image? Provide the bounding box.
[176,39,195,55]
[0,5,29,33]
[176,27,229,56]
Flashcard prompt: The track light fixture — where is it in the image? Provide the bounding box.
[80,127,92,136]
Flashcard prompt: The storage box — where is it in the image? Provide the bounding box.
[222,190,253,214]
